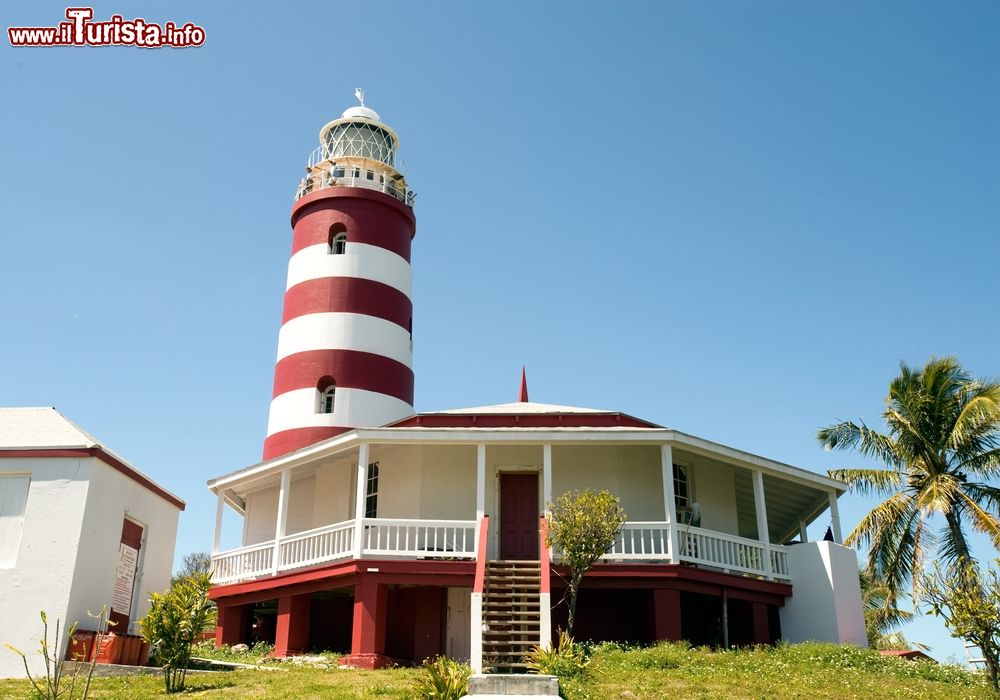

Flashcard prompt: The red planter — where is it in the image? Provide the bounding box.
[65,631,149,666]
[94,633,122,665]
[65,631,96,662]
[121,636,139,666]
[137,639,150,666]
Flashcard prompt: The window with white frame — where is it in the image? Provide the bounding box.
[329,232,347,255]
[0,475,30,568]
[673,463,690,510]
[319,383,336,414]
[364,462,379,518]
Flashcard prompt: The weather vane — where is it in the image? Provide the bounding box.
[354,87,365,107]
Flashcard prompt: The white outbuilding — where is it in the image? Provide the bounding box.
[0,407,184,678]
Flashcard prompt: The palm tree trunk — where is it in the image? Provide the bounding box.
[944,510,972,564]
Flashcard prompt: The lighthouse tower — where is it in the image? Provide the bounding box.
[263,91,417,460]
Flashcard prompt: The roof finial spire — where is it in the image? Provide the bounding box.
[354,87,365,107]
[518,366,529,403]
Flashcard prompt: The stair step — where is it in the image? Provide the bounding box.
[484,610,541,616]
[485,601,540,607]
[486,574,541,584]
[485,592,541,598]
[484,630,541,635]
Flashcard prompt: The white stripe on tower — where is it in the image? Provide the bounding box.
[285,242,412,296]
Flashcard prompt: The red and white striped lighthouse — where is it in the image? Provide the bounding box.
[263,91,417,460]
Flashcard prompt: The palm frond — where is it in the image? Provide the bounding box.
[949,387,1000,450]
[957,448,1000,480]
[962,482,1000,511]
[826,467,902,497]
[956,491,1000,549]
[817,421,901,467]
[875,503,921,599]
[847,491,913,551]
[914,473,961,515]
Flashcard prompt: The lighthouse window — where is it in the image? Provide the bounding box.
[366,170,374,181]
[320,385,336,414]
[330,233,347,255]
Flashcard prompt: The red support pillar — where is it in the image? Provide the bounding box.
[215,603,248,648]
[751,602,771,645]
[652,589,683,641]
[274,594,312,657]
[345,580,391,668]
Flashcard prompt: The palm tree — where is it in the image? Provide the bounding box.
[818,357,1000,600]
[859,569,923,650]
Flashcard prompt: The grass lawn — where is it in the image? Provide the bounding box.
[0,642,992,699]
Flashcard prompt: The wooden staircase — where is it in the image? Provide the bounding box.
[481,560,542,672]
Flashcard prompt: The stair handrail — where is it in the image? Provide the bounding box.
[538,516,551,595]
[473,515,490,593]
[538,515,553,649]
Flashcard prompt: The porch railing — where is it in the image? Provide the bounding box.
[677,525,790,580]
[213,518,790,585]
[278,519,355,572]
[604,522,672,560]
[212,540,274,584]
[212,517,479,584]
[361,518,477,559]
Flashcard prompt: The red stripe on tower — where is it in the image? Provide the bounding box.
[282,277,412,328]
[263,96,417,461]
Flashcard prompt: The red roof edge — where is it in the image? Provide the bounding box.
[0,447,185,510]
[387,411,661,429]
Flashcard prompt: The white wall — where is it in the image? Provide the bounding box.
[416,446,476,520]
[313,459,354,526]
[286,475,316,536]
[686,459,739,535]
[374,445,477,520]
[551,445,662,520]
[780,541,867,646]
[68,459,181,637]
[0,458,91,678]
[244,485,279,545]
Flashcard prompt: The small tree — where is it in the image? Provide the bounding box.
[545,489,626,636]
[4,607,111,700]
[923,559,1000,691]
[171,552,212,586]
[140,571,215,693]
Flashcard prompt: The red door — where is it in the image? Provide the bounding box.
[109,518,143,632]
[500,473,539,560]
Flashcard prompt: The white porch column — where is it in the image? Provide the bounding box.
[828,492,843,544]
[476,444,486,521]
[542,444,553,511]
[660,444,680,564]
[752,470,773,578]
[799,518,808,543]
[272,469,291,575]
[212,490,224,556]
[353,442,370,559]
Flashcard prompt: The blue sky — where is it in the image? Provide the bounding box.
[2,1,998,662]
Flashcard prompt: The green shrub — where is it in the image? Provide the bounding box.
[139,571,215,693]
[191,640,275,664]
[528,630,590,680]
[414,656,471,700]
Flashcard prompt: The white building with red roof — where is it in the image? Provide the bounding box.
[0,408,184,678]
